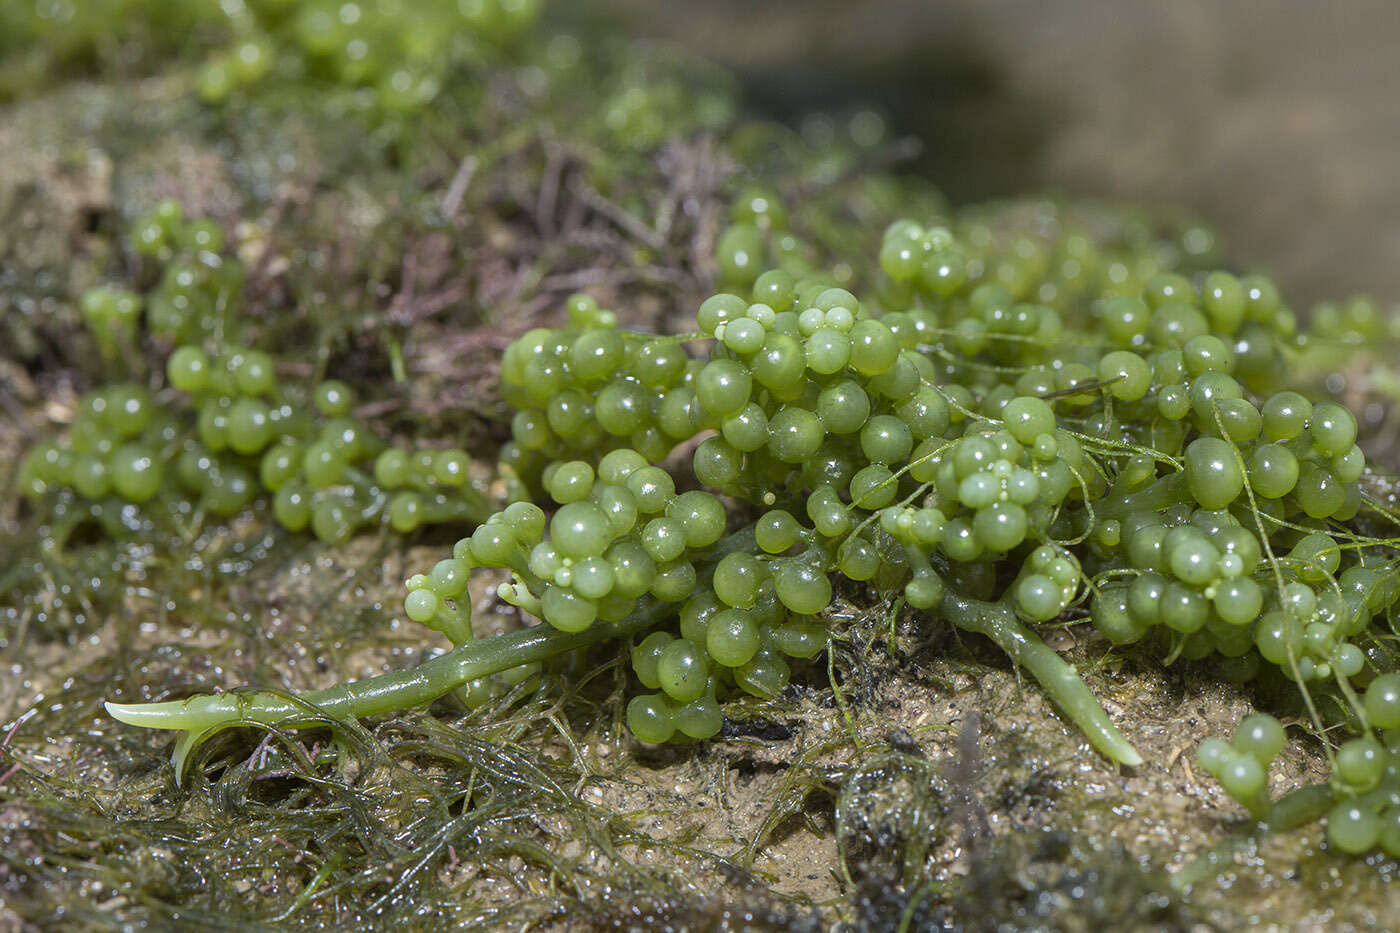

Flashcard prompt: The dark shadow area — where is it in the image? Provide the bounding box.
[730,37,1053,206]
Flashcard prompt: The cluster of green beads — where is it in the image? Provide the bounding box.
[20,201,492,544]
[197,0,539,113]
[0,0,222,99]
[490,268,1103,738]
[174,343,368,538]
[1201,678,1400,858]
[873,214,1218,323]
[407,443,832,744]
[127,199,244,345]
[79,286,144,363]
[18,384,173,507]
[1197,713,1289,819]
[1298,293,1400,409]
[598,53,734,152]
[74,199,239,362]
[21,336,488,544]
[404,201,1400,764]
[714,191,821,288]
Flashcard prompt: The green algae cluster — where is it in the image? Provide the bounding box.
[0,0,539,111]
[7,0,1400,928]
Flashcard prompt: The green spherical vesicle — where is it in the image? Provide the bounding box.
[755,509,801,553]
[433,449,471,487]
[632,338,687,390]
[973,502,1028,553]
[752,270,795,312]
[999,396,1054,446]
[1014,574,1062,623]
[608,541,656,599]
[631,631,671,689]
[693,436,744,488]
[428,558,470,599]
[1167,535,1220,587]
[772,560,831,615]
[596,379,650,436]
[552,501,612,558]
[1160,582,1209,634]
[626,694,675,744]
[860,415,912,464]
[273,484,312,532]
[657,639,710,703]
[1335,737,1386,793]
[1098,351,1152,401]
[226,397,273,455]
[1365,674,1400,729]
[668,490,727,548]
[471,522,519,565]
[1090,586,1142,644]
[1213,578,1262,626]
[110,445,163,503]
[314,380,354,417]
[848,319,899,375]
[1260,391,1311,440]
[817,380,871,435]
[722,403,769,452]
[736,651,791,699]
[1328,802,1381,855]
[1310,402,1357,456]
[233,349,276,396]
[674,696,723,739]
[542,584,597,632]
[1217,753,1265,802]
[374,448,410,489]
[404,589,441,624]
[1202,271,1245,333]
[167,345,211,393]
[1380,810,1400,859]
[1232,714,1285,765]
[570,328,624,382]
[72,454,111,500]
[597,448,647,486]
[105,386,152,439]
[680,591,721,645]
[697,292,750,336]
[641,516,687,563]
[772,613,823,658]
[1182,335,1234,378]
[302,441,346,489]
[626,466,676,513]
[707,608,761,668]
[768,407,825,463]
[850,463,897,509]
[312,498,355,545]
[750,333,806,391]
[1294,464,1345,519]
[904,569,945,610]
[713,552,762,608]
[805,328,851,374]
[1247,443,1299,499]
[1185,437,1243,510]
[260,442,301,492]
[572,556,616,600]
[1196,737,1234,778]
[389,491,423,532]
[650,560,697,602]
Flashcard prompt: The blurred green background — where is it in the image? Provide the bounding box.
[585,0,1400,308]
